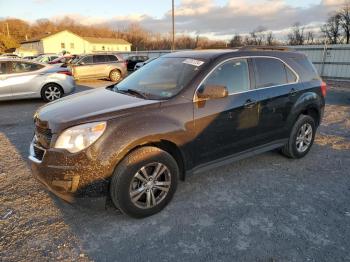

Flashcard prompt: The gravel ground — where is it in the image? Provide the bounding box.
[0,81,349,262]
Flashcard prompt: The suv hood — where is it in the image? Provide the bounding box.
[36,88,160,132]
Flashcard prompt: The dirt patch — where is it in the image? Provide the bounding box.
[0,133,89,262]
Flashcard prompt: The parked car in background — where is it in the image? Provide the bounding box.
[126,55,148,71]
[1,53,19,59]
[0,59,75,101]
[34,54,59,63]
[49,55,78,65]
[134,57,157,70]
[23,55,38,60]
[71,54,127,82]
[29,48,325,218]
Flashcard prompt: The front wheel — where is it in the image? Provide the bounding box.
[110,146,179,218]
[281,115,316,159]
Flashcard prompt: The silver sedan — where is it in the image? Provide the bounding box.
[0,59,75,102]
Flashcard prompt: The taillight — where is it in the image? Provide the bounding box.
[321,81,327,97]
[57,70,72,76]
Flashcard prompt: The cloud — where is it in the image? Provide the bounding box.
[50,0,346,39]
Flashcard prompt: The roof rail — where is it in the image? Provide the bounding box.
[238,45,294,51]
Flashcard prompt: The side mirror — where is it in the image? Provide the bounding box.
[196,84,228,101]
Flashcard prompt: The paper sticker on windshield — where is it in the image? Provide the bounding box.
[183,59,204,67]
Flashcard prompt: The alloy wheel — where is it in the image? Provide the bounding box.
[44,85,62,101]
[296,123,313,153]
[110,71,121,82]
[129,162,171,209]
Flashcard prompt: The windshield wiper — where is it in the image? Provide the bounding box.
[116,88,148,99]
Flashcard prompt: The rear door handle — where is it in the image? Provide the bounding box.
[244,99,256,108]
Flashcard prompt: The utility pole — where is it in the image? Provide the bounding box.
[171,0,175,51]
[6,22,10,36]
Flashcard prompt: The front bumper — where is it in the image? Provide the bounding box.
[28,138,111,203]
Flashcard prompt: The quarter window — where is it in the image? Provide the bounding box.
[253,57,296,88]
[108,55,118,62]
[202,59,250,94]
[0,62,7,74]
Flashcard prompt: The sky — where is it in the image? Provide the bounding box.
[0,0,348,39]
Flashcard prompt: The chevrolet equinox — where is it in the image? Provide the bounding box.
[29,47,326,218]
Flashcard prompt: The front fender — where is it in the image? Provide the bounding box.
[95,108,194,177]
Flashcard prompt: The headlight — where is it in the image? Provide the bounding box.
[55,122,106,153]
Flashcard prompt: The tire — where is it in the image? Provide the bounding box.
[41,83,63,102]
[109,70,122,82]
[281,114,316,159]
[110,146,179,218]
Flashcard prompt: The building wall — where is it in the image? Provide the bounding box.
[42,31,87,54]
[292,44,350,80]
[20,41,44,54]
[87,43,131,52]
[19,30,132,55]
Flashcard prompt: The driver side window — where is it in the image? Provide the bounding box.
[203,59,250,95]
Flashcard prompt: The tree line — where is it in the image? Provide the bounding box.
[1,3,350,53]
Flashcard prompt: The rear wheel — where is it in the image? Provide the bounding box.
[110,146,179,218]
[281,115,316,158]
[41,83,63,102]
[109,70,122,82]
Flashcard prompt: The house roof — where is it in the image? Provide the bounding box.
[20,30,131,46]
[83,37,131,45]
[20,32,56,43]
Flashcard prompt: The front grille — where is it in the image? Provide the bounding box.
[33,144,45,161]
[35,125,53,148]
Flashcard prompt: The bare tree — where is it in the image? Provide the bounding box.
[288,23,305,45]
[322,14,342,44]
[339,3,350,44]
[266,31,275,45]
[229,35,243,47]
[306,31,315,45]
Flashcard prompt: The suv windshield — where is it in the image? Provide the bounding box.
[114,57,203,100]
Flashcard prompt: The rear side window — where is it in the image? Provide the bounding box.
[203,59,250,94]
[94,55,107,63]
[108,55,118,62]
[10,62,44,73]
[253,58,293,88]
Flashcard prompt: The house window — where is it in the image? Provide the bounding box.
[61,43,65,49]
[102,46,105,51]
[93,46,96,51]
[125,46,127,51]
[70,43,74,49]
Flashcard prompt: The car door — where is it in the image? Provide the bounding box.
[193,58,260,165]
[93,55,108,77]
[0,61,13,100]
[251,57,300,145]
[73,55,94,79]
[6,61,45,98]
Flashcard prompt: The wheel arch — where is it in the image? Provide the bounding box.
[41,82,64,94]
[112,139,186,181]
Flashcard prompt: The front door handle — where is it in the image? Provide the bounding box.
[289,88,298,96]
[244,99,256,108]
